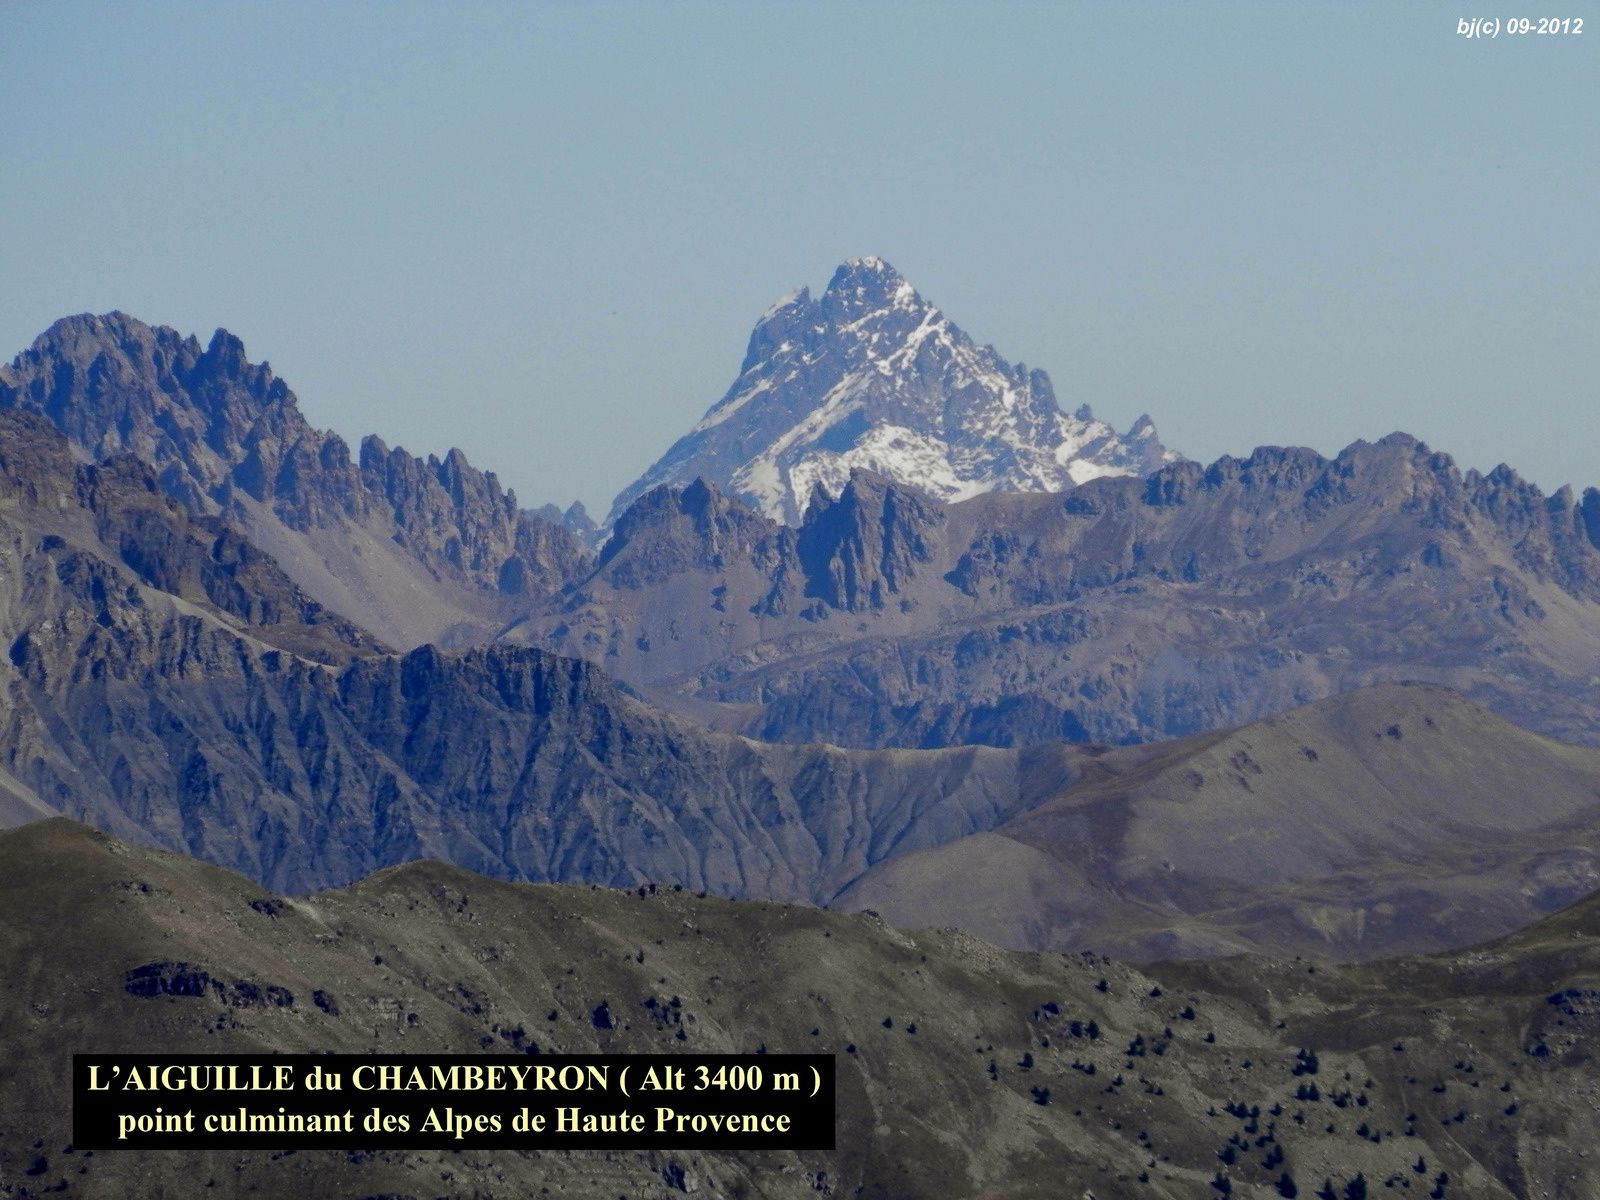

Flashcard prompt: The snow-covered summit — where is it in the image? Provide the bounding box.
[607,259,1181,527]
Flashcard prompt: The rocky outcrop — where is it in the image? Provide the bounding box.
[0,413,1088,894]
[596,477,789,585]
[0,313,592,646]
[532,499,599,540]
[519,434,1600,748]
[796,471,944,613]
[0,410,379,661]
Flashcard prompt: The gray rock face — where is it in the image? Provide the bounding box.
[0,409,379,663]
[607,257,1176,527]
[0,412,1090,895]
[5,381,1600,969]
[0,313,593,647]
[532,499,598,539]
[5,608,1089,897]
[517,437,1600,748]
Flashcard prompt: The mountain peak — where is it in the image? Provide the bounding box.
[828,254,907,290]
[13,311,180,372]
[608,263,1182,527]
[821,256,921,321]
[842,254,892,273]
[2,311,597,646]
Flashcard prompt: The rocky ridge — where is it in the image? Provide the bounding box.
[5,818,1600,1199]
[516,437,1600,749]
[0,313,592,647]
[0,414,1092,895]
[6,408,1600,961]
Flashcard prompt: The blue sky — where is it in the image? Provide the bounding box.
[3,1,1595,513]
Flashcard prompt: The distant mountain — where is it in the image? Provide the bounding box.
[0,313,592,647]
[0,407,379,659]
[0,410,1094,894]
[6,817,1598,1199]
[532,499,599,539]
[607,257,1176,527]
[7,406,1600,960]
[514,437,1600,749]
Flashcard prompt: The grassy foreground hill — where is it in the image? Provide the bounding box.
[2,818,1598,1199]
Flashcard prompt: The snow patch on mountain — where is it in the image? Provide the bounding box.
[609,258,1181,527]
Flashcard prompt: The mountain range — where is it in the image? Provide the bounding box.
[509,441,1600,752]
[0,397,1598,963]
[0,275,1597,950]
[841,681,1600,960]
[20,281,1598,768]
[0,313,591,650]
[6,818,1599,1199]
[3,262,1599,1195]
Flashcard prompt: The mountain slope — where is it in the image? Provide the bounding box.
[7,409,1600,961]
[0,408,382,675]
[518,437,1600,749]
[608,258,1176,527]
[5,818,1600,1199]
[9,400,1600,974]
[839,683,1600,960]
[0,411,1097,896]
[0,312,592,647]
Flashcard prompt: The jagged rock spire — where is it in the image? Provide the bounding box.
[607,259,1180,527]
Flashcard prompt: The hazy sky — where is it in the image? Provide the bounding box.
[3,1,1595,515]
